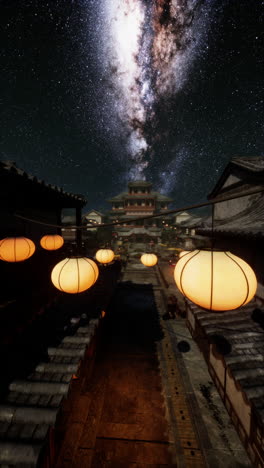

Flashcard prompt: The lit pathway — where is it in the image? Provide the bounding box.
[55,260,250,467]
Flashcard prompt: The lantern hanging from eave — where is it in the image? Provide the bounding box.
[174,249,257,311]
[95,248,115,264]
[0,237,35,262]
[40,234,64,251]
[140,253,158,267]
[51,257,99,294]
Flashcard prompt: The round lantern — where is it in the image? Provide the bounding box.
[174,249,257,311]
[0,237,35,262]
[51,257,99,294]
[40,234,64,251]
[179,250,191,258]
[95,248,115,264]
[140,253,158,267]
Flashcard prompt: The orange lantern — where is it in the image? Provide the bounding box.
[0,237,35,262]
[40,234,64,251]
[95,248,115,264]
[174,249,257,311]
[140,253,158,267]
[51,257,99,294]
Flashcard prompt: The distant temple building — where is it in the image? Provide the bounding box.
[82,209,104,231]
[107,181,173,243]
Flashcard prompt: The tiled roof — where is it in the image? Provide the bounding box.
[108,192,173,202]
[128,181,152,187]
[178,216,205,228]
[198,195,264,238]
[124,193,157,199]
[0,318,99,466]
[114,214,153,220]
[187,300,264,424]
[231,156,264,173]
[117,227,161,236]
[152,192,173,202]
[208,157,264,200]
[83,209,104,217]
[0,160,86,205]
[107,192,127,202]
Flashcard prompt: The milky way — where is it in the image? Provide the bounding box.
[0,0,263,209]
[99,0,217,186]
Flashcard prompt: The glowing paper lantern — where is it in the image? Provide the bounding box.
[140,253,158,267]
[0,237,35,262]
[51,257,99,294]
[179,250,191,258]
[95,249,115,264]
[40,234,64,251]
[174,249,257,311]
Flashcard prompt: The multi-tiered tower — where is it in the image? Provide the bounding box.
[107,181,173,243]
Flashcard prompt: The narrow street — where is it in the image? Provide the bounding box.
[55,259,251,467]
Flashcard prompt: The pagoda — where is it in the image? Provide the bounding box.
[107,181,173,243]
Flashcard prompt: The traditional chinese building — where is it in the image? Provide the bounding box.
[107,181,173,243]
[189,156,264,466]
[0,159,87,327]
[82,209,104,231]
[197,156,264,301]
[0,160,86,246]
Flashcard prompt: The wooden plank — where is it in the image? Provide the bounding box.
[56,422,84,465]
[97,417,168,441]
[90,460,176,468]
[100,387,138,423]
[73,448,94,468]
[55,459,74,468]
[71,395,92,424]
[79,375,107,449]
[91,439,173,466]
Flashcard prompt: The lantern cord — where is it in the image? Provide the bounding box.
[13,185,264,230]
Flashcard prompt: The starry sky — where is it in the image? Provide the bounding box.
[0,0,263,211]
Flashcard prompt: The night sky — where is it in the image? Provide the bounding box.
[0,0,263,211]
